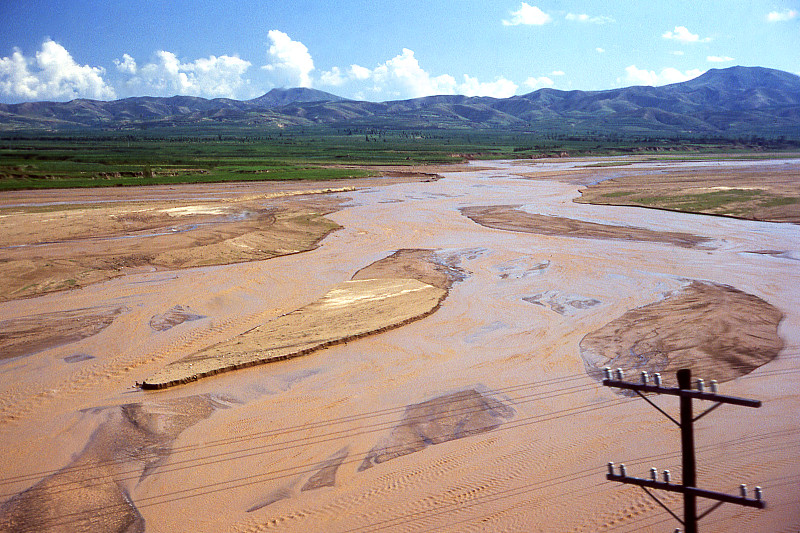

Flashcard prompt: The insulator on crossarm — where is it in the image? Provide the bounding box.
[619,463,627,477]
[654,373,662,386]
[663,470,671,483]
[641,371,649,384]
[755,486,763,501]
[607,462,615,475]
[710,379,719,392]
[615,368,624,380]
[603,367,612,380]
[650,467,657,481]
[740,484,748,498]
[697,378,705,392]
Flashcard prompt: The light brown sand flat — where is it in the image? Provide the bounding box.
[580,280,784,386]
[351,248,466,290]
[0,306,126,361]
[1,159,798,533]
[142,279,447,389]
[460,204,712,248]
[0,193,345,302]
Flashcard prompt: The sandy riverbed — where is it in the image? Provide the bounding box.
[0,158,798,532]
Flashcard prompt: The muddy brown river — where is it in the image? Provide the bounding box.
[0,158,798,532]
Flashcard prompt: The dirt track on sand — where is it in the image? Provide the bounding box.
[1,158,798,532]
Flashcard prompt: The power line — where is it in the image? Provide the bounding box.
[7,360,798,491]
[6,395,637,532]
[4,363,797,531]
[0,371,591,488]
[0,376,596,497]
[14,397,796,533]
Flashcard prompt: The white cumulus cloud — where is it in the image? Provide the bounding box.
[707,56,734,63]
[524,76,554,90]
[662,26,711,43]
[623,65,705,86]
[503,3,552,26]
[319,66,346,86]
[565,13,614,24]
[459,75,518,98]
[121,51,252,98]
[263,30,314,88]
[349,64,372,80]
[0,40,116,102]
[317,49,520,99]
[596,47,606,53]
[370,48,457,98]
[767,9,798,22]
[114,53,137,75]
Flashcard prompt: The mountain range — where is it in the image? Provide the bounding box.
[1,66,799,137]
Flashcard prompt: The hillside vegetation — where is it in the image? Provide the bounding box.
[1,67,799,138]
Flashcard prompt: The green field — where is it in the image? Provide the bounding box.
[1,127,797,190]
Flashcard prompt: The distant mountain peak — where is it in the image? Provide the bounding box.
[247,88,347,108]
[680,65,800,91]
[1,65,798,135]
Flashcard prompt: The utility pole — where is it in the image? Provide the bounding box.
[603,368,765,533]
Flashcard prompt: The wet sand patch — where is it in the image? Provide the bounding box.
[358,389,514,471]
[0,394,231,532]
[0,306,126,361]
[301,447,350,492]
[523,291,601,315]
[580,281,784,386]
[149,305,206,331]
[494,257,550,280]
[63,354,95,364]
[461,205,711,248]
[746,249,800,261]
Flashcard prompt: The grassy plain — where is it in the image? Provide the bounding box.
[2,128,796,190]
[575,165,800,223]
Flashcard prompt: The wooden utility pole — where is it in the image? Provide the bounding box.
[678,368,698,532]
[603,368,765,532]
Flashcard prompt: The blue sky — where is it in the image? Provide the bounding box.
[1,1,798,103]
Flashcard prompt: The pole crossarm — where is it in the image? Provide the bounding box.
[602,379,762,408]
[603,369,765,533]
[606,474,766,509]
